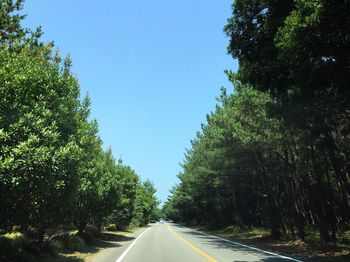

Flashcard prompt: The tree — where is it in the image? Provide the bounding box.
[225,0,350,243]
[166,0,350,244]
[72,101,104,233]
[0,0,42,48]
[112,160,139,230]
[133,180,158,226]
[0,0,158,247]
[0,46,82,241]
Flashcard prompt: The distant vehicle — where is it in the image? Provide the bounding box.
[159,219,164,224]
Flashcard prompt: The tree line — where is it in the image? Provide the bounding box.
[164,0,350,244]
[0,0,159,243]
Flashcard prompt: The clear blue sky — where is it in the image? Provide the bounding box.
[22,0,237,204]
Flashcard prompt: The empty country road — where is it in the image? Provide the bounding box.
[91,222,302,262]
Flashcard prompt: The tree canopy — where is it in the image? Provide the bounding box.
[165,0,350,244]
[0,0,159,244]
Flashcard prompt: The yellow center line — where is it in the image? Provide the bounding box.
[167,225,218,262]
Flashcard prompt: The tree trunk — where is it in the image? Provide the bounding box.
[38,228,45,245]
[77,221,87,234]
[319,223,330,244]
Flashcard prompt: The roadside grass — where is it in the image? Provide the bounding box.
[43,238,107,262]
[0,226,141,262]
[193,225,350,262]
[44,227,139,262]
[123,225,140,234]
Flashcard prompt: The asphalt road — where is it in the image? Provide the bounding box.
[91,223,302,262]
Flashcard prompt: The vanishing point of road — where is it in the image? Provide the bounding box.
[91,222,303,262]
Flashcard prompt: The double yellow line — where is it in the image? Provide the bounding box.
[167,225,218,262]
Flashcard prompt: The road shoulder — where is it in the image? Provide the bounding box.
[89,226,151,262]
[189,225,350,262]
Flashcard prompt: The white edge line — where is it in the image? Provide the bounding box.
[115,227,152,262]
[186,226,303,262]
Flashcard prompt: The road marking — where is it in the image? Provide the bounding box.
[167,224,218,262]
[189,227,303,262]
[115,227,151,262]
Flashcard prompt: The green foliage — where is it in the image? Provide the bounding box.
[166,75,350,242]
[4,232,27,248]
[51,233,85,251]
[0,1,159,255]
[105,224,118,231]
[133,180,159,226]
[0,232,39,262]
[0,0,42,49]
[151,207,164,221]
[166,0,350,245]
[165,83,279,227]
[43,239,64,255]
[0,45,83,237]
[112,161,139,230]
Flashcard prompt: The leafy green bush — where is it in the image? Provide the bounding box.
[67,235,85,250]
[51,233,85,251]
[130,218,141,228]
[77,230,95,245]
[339,231,350,245]
[43,239,64,255]
[86,226,100,237]
[4,232,27,248]
[105,224,117,231]
[0,233,38,262]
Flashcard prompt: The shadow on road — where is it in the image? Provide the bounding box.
[181,229,301,262]
[233,260,288,262]
[99,231,135,242]
[172,225,350,262]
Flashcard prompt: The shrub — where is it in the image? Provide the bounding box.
[76,231,95,245]
[43,239,64,255]
[85,225,100,237]
[4,232,27,248]
[67,234,85,250]
[105,224,117,231]
[51,233,85,251]
[130,218,140,228]
[0,233,38,262]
